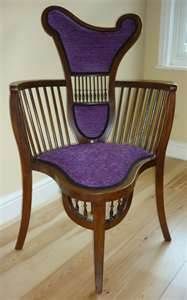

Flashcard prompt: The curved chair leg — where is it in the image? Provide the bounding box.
[15,171,32,250]
[155,161,171,241]
[93,202,106,294]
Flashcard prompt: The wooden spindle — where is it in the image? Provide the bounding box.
[112,86,124,143]
[144,89,160,150]
[35,87,53,150]
[93,76,96,101]
[78,76,81,102]
[104,76,107,101]
[50,86,64,147]
[125,88,139,144]
[120,87,131,144]
[133,88,147,147]
[100,76,103,101]
[75,199,79,211]
[19,91,37,156]
[151,91,167,152]
[57,86,71,145]
[109,201,114,219]
[22,89,42,154]
[74,76,77,102]
[29,88,47,152]
[117,199,122,212]
[97,76,100,102]
[81,76,85,102]
[85,76,88,102]
[43,87,58,148]
[138,89,153,148]
[89,76,92,102]
[83,202,88,218]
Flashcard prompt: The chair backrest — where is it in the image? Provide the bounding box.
[42,6,142,142]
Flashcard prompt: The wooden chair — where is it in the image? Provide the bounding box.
[10,6,177,294]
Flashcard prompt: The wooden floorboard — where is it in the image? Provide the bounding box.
[0,158,186,299]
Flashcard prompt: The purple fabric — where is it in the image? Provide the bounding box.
[73,104,109,138]
[47,9,137,73]
[38,143,153,188]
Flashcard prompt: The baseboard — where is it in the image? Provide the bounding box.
[166,140,187,160]
[0,178,60,226]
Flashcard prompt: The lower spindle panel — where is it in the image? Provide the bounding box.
[62,194,133,230]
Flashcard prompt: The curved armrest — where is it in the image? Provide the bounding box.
[115,80,177,91]
[10,79,66,91]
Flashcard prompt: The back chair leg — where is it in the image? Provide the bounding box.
[15,171,32,250]
[93,202,106,294]
[155,161,171,241]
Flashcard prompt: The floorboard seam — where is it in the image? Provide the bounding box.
[158,262,185,299]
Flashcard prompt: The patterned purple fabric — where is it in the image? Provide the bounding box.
[38,143,153,188]
[47,9,137,73]
[73,104,109,138]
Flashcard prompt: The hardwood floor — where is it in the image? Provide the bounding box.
[0,158,187,300]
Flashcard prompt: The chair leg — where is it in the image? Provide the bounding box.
[155,161,171,241]
[93,202,106,294]
[15,171,32,250]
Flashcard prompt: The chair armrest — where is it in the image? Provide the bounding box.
[115,80,177,91]
[10,79,66,91]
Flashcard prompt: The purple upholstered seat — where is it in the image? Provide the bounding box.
[38,143,153,188]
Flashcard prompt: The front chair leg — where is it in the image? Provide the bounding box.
[93,202,106,294]
[15,171,32,250]
[155,161,171,241]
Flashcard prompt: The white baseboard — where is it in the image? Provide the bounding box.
[0,178,60,226]
[166,140,187,160]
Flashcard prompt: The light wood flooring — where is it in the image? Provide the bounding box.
[0,158,187,300]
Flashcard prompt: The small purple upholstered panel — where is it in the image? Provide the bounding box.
[38,143,153,188]
[47,9,137,73]
[73,104,109,138]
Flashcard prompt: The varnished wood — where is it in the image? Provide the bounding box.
[155,159,171,241]
[71,75,109,104]
[15,171,32,250]
[93,202,106,294]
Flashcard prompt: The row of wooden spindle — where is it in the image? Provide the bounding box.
[71,198,127,221]
[72,75,109,103]
[109,87,168,153]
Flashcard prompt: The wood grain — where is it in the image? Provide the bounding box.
[0,158,186,300]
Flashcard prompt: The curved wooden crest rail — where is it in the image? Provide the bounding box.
[10,6,177,295]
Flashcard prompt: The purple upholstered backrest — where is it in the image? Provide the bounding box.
[44,7,141,74]
[73,104,109,139]
[42,7,141,140]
